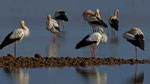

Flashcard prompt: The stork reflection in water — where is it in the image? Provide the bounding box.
[4,68,29,84]
[126,64,144,84]
[75,67,107,84]
[47,41,59,57]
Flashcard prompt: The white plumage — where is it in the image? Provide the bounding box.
[123,27,144,59]
[0,20,30,57]
[123,28,144,40]
[46,14,60,41]
[10,29,25,43]
[75,28,107,57]
[82,9,108,32]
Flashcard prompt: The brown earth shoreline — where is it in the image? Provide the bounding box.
[0,54,150,69]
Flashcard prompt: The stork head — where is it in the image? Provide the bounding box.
[116,9,119,12]
[115,9,119,18]
[97,28,104,33]
[96,9,100,14]
[47,14,52,20]
[96,9,101,19]
[20,20,26,26]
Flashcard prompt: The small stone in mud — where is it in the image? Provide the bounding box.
[34,54,42,58]
[0,54,149,69]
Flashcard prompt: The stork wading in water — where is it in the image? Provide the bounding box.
[54,10,68,31]
[75,28,107,57]
[0,20,30,57]
[109,9,119,37]
[82,9,108,32]
[123,27,144,60]
[46,14,60,41]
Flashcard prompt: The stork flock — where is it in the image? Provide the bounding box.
[0,9,145,60]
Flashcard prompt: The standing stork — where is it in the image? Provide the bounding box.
[46,14,60,41]
[123,27,144,60]
[82,9,108,32]
[75,28,107,57]
[54,10,68,31]
[0,20,30,57]
[109,9,119,37]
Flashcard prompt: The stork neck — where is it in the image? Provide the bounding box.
[21,24,30,37]
[96,14,101,19]
[21,24,29,30]
[114,11,119,18]
[98,31,103,35]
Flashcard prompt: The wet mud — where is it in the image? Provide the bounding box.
[0,54,149,69]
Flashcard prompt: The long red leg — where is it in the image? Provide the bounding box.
[93,48,95,57]
[135,47,137,60]
[62,22,64,31]
[14,44,16,57]
[92,27,96,32]
[114,29,116,37]
[112,29,115,39]
[91,48,93,57]
[53,34,57,42]
[51,33,53,40]
[112,29,114,38]
[91,48,95,57]
[95,28,96,32]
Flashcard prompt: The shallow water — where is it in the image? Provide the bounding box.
[0,64,150,84]
[0,0,150,84]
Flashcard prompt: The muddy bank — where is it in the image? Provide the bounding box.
[0,54,150,69]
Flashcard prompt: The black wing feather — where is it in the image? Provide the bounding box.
[75,35,97,49]
[127,34,144,50]
[110,19,119,31]
[55,15,68,21]
[0,32,20,49]
[90,19,108,28]
[55,26,60,32]
[58,11,65,14]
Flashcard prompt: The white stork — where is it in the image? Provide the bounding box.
[109,9,119,37]
[54,10,68,31]
[46,14,60,41]
[123,27,144,60]
[75,28,107,57]
[82,9,108,32]
[0,20,30,57]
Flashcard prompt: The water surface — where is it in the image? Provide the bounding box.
[0,0,150,84]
